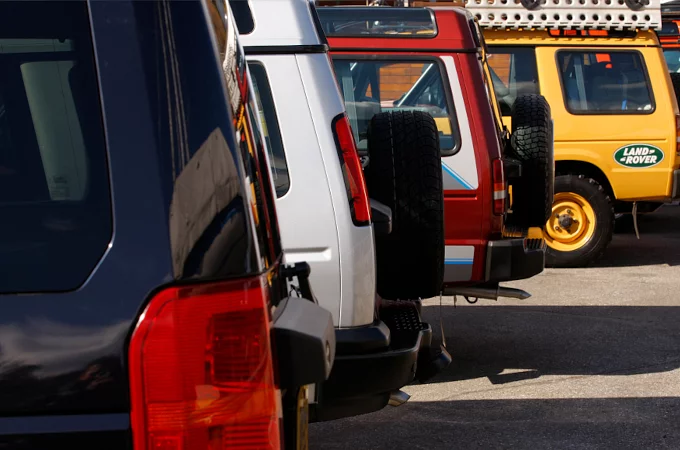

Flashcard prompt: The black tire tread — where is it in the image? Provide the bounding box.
[508,94,554,228]
[366,110,444,299]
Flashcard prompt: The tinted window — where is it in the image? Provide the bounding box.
[248,63,290,198]
[317,7,437,37]
[228,0,255,35]
[664,49,680,73]
[557,51,654,114]
[332,58,458,155]
[0,1,111,293]
[487,47,539,116]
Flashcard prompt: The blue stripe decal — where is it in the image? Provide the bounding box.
[445,258,474,265]
[441,162,474,190]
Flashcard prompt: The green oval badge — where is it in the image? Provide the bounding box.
[614,144,664,168]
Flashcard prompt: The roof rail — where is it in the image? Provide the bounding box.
[464,0,662,31]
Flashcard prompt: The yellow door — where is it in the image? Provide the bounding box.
[535,45,677,202]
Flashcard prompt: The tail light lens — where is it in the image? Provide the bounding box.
[129,275,281,450]
[676,114,680,153]
[492,158,506,215]
[332,113,371,226]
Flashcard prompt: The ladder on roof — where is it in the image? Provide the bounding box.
[463,0,662,31]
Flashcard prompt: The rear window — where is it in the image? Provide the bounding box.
[664,49,680,73]
[0,1,111,293]
[557,50,655,114]
[317,7,437,38]
[487,47,539,116]
[331,57,459,156]
[248,62,290,198]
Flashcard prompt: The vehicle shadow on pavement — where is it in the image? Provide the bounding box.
[310,396,680,449]
[310,303,680,449]
[418,304,680,384]
[595,205,680,268]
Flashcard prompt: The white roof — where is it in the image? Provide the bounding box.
[465,0,662,31]
[237,0,324,47]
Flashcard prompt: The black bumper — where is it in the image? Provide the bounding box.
[485,237,545,283]
[311,301,450,422]
[672,169,680,200]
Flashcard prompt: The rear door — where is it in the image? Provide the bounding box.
[0,1,262,447]
[246,55,342,321]
[535,45,676,200]
[331,54,480,282]
[0,1,135,444]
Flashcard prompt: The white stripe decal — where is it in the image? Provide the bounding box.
[440,55,478,190]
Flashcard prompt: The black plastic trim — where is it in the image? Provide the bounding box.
[243,44,328,55]
[672,169,680,199]
[503,156,523,180]
[272,296,335,389]
[313,300,445,422]
[485,237,545,282]
[370,198,392,236]
[334,320,390,355]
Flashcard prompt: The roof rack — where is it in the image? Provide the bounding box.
[464,0,662,31]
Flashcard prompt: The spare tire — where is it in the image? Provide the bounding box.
[365,110,444,300]
[506,93,554,229]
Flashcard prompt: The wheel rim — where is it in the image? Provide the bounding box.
[544,192,596,252]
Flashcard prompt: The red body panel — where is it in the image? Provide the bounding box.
[327,7,505,285]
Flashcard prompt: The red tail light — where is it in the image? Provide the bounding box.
[492,158,506,215]
[129,275,281,450]
[332,113,371,226]
[676,114,680,153]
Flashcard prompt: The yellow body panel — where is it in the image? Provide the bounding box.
[484,30,680,202]
[434,116,452,134]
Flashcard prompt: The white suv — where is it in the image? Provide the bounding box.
[232,0,450,421]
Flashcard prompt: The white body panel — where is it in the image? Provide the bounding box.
[439,56,480,283]
[296,54,376,327]
[242,0,376,327]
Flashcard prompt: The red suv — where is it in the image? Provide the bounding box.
[317,5,552,300]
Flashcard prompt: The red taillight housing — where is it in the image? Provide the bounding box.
[676,114,680,154]
[129,275,281,450]
[332,113,371,226]
[492,158,506,215]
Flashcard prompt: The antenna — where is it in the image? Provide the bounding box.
[464,0,662,31]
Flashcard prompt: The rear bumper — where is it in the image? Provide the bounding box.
[485,236,545,283]
[672,169,680,200]
[311,301,450,422]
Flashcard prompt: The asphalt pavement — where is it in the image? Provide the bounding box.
[310,205,680,449]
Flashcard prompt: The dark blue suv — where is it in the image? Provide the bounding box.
[0,0,333,448]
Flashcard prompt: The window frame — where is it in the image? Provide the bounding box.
[331,54,461,157]
[247,60,291,198]
[555,48,656,116]
[486,45,540,117]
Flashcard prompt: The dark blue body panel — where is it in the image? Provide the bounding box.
[0,0,278,446]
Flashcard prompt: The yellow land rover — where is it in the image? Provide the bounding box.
[467,0,680,267]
